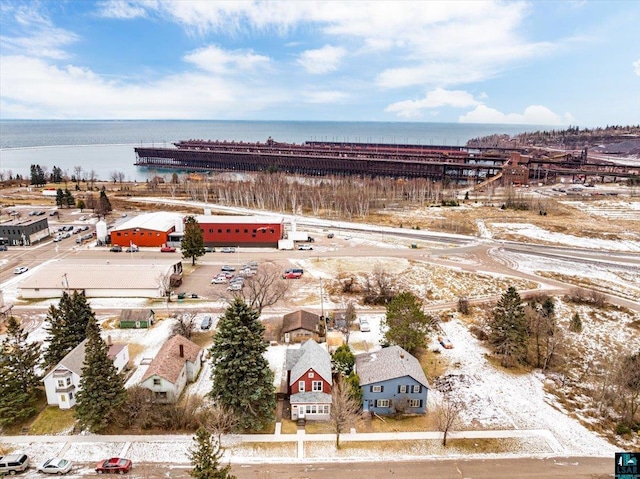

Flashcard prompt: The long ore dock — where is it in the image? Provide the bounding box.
[134,137,638,186]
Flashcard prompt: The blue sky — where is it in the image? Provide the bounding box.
[0,0,638,126]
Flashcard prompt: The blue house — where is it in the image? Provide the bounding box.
[355,346,429,415]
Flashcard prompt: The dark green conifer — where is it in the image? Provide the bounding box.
[181,215,206,266]
[488,286,528,367]
[75,317,125,433]
[209,299,275,431]
[188,428,236,479]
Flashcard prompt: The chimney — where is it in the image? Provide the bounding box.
[179,344,184,358]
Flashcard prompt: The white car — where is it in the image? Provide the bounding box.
[37,457,73,475]
[211,275,227,284]
[298,244,313,250]
[14,266,29,274]
[359,319,370,332]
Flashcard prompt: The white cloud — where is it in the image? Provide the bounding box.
[183,45,270,75]
[459,104,575,125]
[96,0,148,19]
[297,45,346,74]
[634,59,640,76]
[0,4,78,59]
[385,88,481,119]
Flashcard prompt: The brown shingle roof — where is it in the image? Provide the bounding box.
[282,310,320,334]
[141,335,201,384]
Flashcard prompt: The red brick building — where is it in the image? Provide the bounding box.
[109,212,183,248]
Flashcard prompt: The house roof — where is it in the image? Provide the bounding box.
[45,339,126,377]
[355,346,429,388]
[111,212,183,233]
[282,310,320,334]
[141,334,201,384]
[289,391,331,404]
[286,339,331,386]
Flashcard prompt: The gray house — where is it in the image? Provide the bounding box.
[355,346,429,415]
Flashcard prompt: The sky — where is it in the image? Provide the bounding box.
[0,0,638,126]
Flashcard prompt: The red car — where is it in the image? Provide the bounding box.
[95,457,132,474]
[160,246,176,252]
[283,271,302,279]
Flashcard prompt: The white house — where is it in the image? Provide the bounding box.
[43,339,129,410]
[139,335,202,403]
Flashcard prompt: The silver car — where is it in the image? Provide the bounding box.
[37,457,73,475]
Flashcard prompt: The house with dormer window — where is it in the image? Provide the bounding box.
[355,345,429,415]
[285,339,332,421]
[42,339,129,410]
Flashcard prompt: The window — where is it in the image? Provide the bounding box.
[412,385,422,393]
[244,229,248,233]
[235,229,239,233]
[308,372,314,378]
[66,377,71,385]
[376,399,390,408]
[153,378,161,386]
[57,379,65,387]
[226,229,231,233]
[155,391,167,399]
[218,229,222,233]
[371,385,383,393]
[408,399,422,408]
[312,381,322,392]
[69,392,74,400]
[398,385,407,393]
[298,381,305,392]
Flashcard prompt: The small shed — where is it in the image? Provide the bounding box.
[119,309,155,329]
[282,310,321,343]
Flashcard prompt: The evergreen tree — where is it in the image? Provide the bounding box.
[188,428,236,479]
[96,188,112,217]
[332,344,355,376]
[209,299,275,431]
[569,312,583,332]
[56,188,65,207]
[42,291,96,371]
[0,316,41,426]
[488,286,528,367]
[75,316,125,433]
[382,291,432,355]
[64,189,75,207]
[182,215,206,266]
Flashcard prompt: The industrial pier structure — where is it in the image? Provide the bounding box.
[134,138,639,186]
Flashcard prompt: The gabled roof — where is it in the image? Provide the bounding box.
[120,309,154,321]
[355,346,429,388]
[141,334,201,384]
[289,391,331,404]
[45,338,125,377]
[286,339,331,386]
[282,310,319,334]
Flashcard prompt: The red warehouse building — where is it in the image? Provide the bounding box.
[194,215,284,248]
[109,212,184,248]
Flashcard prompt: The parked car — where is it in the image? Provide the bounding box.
[438,335,454,349]
[359,319,371,332]
[14,266,29,274]
[0,453,30,475]
[221,247,236,253]
[298,244,313,250]
[160,246,176,252]
[110,245,123,252]
[53,235,63,242]
[37,457,73,475]
[204,246,216,253]
[201,315,212,330]
[221,265,235,272]
[283,271,302,279]
[285,268,304,276]
[327,233,334,238]
[211,275,227,284]
[95,457,132,474]
[227,282,243,291]
[0,245,7,251]
[125,246,139,252]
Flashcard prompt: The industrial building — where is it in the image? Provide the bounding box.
[0,216,50,246]
[18,258,183,299]
[194,214,284,248]
[109,212,184,248]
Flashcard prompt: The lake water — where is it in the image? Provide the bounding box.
[0,120,537,181]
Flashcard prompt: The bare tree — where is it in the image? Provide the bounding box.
[329,376,360,449]
[88,169,98,190]
[200,404,238,442]
[157,272,173,304]
[239,262,290,315]
[73,165,83,186]
[436,393,463,446]
[172,312,197,339]
[344,301,357,342]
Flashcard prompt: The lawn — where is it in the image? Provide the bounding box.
[29,406,77,435]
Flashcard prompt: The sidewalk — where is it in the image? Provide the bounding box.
[0,427,569,464]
